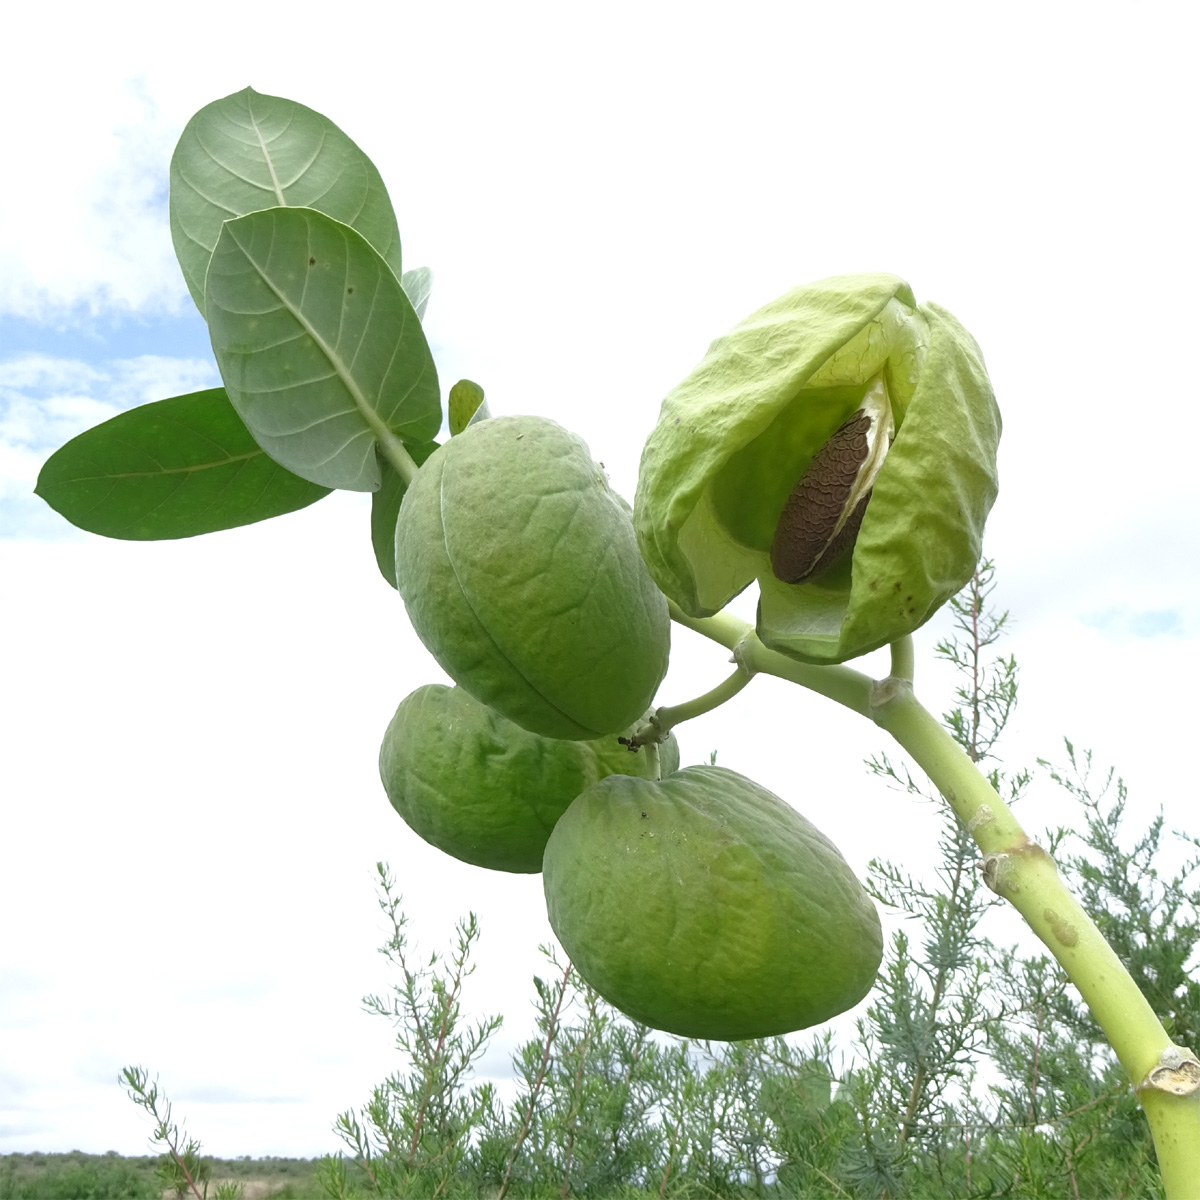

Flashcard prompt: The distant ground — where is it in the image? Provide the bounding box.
[0,1151,331,1199]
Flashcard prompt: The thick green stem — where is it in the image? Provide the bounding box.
[655,667,753,734]
[643,739,661,781]
[871,679,1200,1198]
[667,601,874,716]
[377,429,421,485]
[889,634,915,682]
[625,665,753,754]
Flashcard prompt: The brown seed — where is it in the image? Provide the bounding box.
[770,411,873,585]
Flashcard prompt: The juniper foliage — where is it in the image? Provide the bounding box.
[123,565,1200,1198]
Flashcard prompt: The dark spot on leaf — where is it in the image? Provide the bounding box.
[347,287,354,294]
[308,257,316,266]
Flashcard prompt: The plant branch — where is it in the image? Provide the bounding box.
[666,600,875,717]
[657,665,754,731]
[497,960,573,1200]
[868,679,1200,1198]
[673,588,1200,1196]
[376,430,421,485]
[890,635,915,683]
[119,1067,207,1200]
[624,664,755,753]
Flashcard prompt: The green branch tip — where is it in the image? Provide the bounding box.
[665,600,875,717]
[641,666,755,744]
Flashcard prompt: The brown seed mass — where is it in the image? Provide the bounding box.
[770,411,872,584]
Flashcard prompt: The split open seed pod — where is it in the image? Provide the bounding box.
[634,274,1000,664]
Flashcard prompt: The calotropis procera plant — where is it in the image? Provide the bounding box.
[34,87,1200,1195]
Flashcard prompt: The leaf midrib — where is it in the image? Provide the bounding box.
[52,448,264,484]
[249,101,287,207]
[229,214,396,451]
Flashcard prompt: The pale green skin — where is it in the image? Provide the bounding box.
[379,684,679,873]
[543,765,883,1040]
[395,416,671,739]
[634,274,1000,664]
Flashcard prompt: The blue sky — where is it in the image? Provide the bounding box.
[3,0,1198,1159]
[0,312,210,362]
[1,315,217,539]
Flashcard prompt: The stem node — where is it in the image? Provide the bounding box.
[730,634,757,676]
[1138,1047,1200,1098]
[980,852,1010,896]
[869,675,912,719]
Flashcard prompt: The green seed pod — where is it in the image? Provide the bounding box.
[543,765,883,1040]
[634,274,999,664]
[395,416,671,740]
[379,684,679,873]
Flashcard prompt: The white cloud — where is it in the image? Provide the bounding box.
[1081,607,1187,640]
[0,77,186,320]
[0,352,218,535]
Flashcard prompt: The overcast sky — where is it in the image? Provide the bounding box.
[3,0,1198,1159]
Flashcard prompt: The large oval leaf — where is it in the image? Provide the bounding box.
[170,87,403,316]
[33,388,330,539]
[204,207,441,492]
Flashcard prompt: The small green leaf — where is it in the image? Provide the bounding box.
[34,388,330,539]
[205,206,441,492]
[401,267,433,321]
[170,87,402,315]
[448,379,489,435]
[370,440,439,588]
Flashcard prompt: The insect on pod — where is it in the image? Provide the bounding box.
[770,376,894,585]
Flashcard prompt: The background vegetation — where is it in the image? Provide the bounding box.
[11,564,1195,1199]
[0,1151,320,1200]
[314,565,1198,1198]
